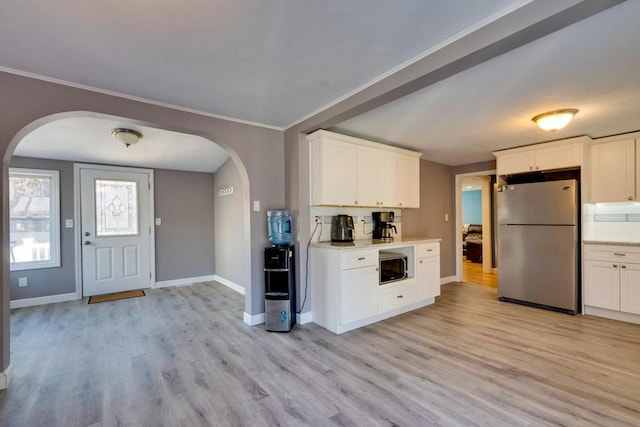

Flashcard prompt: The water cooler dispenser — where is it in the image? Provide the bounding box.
[264,246,296,332]
[264,209,295,332]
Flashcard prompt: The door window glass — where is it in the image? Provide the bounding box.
[95,179,139,236]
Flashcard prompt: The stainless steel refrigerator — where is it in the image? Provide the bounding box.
[497,179,579,314]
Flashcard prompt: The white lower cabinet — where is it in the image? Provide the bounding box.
[311,241,441,334]
[583,244,640,321]
[416,243,440,299]
[341,265,379,324]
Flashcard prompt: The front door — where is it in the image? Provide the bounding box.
[80,166,153,297]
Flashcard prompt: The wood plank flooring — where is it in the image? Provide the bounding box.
[462,257,498,288]
[1,281,639,426]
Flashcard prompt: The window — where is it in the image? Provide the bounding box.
[9,168,60,271]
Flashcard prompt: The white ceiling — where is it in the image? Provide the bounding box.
[14,117,229,173]
[1,0,639,170]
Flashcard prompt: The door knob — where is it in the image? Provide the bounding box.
[84,241,91,245]
[84,231,90,236]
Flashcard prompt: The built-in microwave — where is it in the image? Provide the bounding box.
[379,252,408,285]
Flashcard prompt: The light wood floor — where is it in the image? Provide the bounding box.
[2,282,639,426]
[462,257,498,287]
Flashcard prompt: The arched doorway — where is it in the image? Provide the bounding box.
[2,112,253,381]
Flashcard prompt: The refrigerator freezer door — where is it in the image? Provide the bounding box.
[498,224,578,313]
[498,180,577,225]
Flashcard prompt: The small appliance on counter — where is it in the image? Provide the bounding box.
[331,215,355,242]
[264,245,296,332]
[372,211,396,241]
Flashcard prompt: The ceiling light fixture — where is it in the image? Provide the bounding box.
[111,128,142,147]
[531,109,579,132]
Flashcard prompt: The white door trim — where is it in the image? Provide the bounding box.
[454,169,496,282]
[74,163,156,297]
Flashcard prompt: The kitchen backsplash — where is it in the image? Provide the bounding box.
[309,206,402,242]
[583,203,640,242]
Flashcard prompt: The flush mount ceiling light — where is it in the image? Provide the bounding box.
[111,128,142,147]
[531,109,579,132]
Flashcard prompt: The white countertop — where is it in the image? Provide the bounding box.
[311,236,441,250]
[583,240,640,247]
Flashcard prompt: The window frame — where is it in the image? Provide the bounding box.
[9,167,61,271]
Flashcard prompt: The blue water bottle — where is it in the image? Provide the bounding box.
[267,209,292,246]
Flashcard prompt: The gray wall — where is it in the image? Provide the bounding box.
[8,157,76,300]
[451,160,496,176]
[213,158,245,289]
[155,169,216,282]
[1,71,285,373]
[403,159,455,278]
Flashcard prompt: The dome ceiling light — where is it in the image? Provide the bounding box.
[531,109,579,132]
[111,128,143,147]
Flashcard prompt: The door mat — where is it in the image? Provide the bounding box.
[88,289,145,304]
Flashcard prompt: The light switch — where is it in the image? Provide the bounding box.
[155,218,162,226]
[65,219,74,228]
[253,201,260,212]
[444,214,449,222]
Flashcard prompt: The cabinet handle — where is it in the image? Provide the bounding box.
[613,264,618,268]
[420,260,423,264]
[629,196,634,201]
[621,265,627,269]
[536,165,540,170]
[397,295,404,299]
[427,249,433,252]
[399,203,403,206]
[357,257,366,261]
[354,200,358,205]
[529,166,533,171]
[613,253,626,256]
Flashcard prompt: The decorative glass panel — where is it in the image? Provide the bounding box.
[95,179,139,236]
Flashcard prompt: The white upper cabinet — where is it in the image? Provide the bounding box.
[356,145,397,207]
[589,137,637,203]
[309,134,357,206]
[308,130,421,207]
[494,138,583,176]
[396,153,420,208]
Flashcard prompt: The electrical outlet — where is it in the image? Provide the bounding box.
[314,216,321,223]
[18,277,27,287]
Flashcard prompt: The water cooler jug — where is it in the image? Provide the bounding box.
[264,245,296,332]
[266,209,292,246]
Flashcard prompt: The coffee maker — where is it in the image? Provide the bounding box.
[372,211,397,240]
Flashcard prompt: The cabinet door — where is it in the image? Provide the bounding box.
[584,260,620,310]
[497,151,535,175]
[417,256,440,299]
[636,139,640,200]
[535,142,581,171]
[311,137,357,206]
[356,145,380,207]
[397,154,420,208]
[620,262,640,314]
[357,146,397,207]
[590,139,636,202]
[341,266,378,325]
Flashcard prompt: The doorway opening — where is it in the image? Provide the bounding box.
[455,171,498,288]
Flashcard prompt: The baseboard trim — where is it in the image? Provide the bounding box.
[584,306,640,324]
[10,292,80,309]
[244,312,265,326]
[155,275,216,289]
[212,275,245,295]
[0,364,13,390]
[441,276,457,285]
[298,311,313,324]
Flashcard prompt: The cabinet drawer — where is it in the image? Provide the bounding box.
[416,243,439,258]
[379,281,416,312]
[341,249,378,270]
[584,244,640,263]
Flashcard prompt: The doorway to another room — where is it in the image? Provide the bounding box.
[457,173,498,288]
